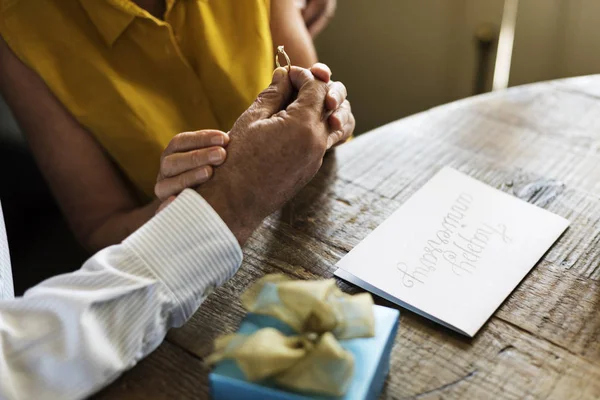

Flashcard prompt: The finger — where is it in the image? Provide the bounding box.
[310,63,331,83]
[290,67,327,102]
[244,67,293,121]
[289,66,317,92]
[327,99,351,131]
[156,196,177,214]
[302,0,325,27]
[160,146,226,178]
[307,0,336,37]
[327,121,353,149]
[155,165,213,201]
[327,100,354,148]
[287,82,329,123]
[325,81,347,111]
[164,130,229,155]
[334,112,355,148]
[288,67,329,118]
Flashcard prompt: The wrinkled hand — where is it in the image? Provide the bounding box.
[301,0,337,38]
[310,63,355,148]
[197,65,350,244]
[155,129,228,203]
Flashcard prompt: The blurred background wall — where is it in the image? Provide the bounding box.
[315,0,600,134]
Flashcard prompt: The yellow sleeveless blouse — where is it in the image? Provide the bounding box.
[0,0,273,197]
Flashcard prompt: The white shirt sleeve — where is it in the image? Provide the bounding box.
[0,189,243,400]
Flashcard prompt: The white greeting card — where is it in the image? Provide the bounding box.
[334,167,569,337]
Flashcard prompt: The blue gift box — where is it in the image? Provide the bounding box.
[209,305,400,400]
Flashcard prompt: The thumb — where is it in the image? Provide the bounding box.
[245,67,293,120]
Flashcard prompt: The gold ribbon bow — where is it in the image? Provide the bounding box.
[207,274,375,396]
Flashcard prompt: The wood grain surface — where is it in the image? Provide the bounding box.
[95,76,600,399]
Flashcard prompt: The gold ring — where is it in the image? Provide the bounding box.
[275,45,291,72]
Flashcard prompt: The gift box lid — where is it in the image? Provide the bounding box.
[210,305,400,400]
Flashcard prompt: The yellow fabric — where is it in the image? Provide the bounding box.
[0,0,273,196]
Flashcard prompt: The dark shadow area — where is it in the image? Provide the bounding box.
[0,96,86,295]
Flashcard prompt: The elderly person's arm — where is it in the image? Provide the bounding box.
[0,66,353,400]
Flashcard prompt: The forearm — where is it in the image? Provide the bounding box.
[84,199,160,252]
[0,190,242,400]
[271,0,318,68]
[197,177,261,246]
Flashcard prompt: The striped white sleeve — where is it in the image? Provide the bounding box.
[0,189,242,400]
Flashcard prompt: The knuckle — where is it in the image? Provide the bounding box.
[196,130,209,146]
[304,82,329,111]
[306,78,325,92]
[333,109,349,126]
[170,132,185,147]
[312,62,329,72]
[247,87,282,118]
[160,156,172,175]
[258,85,281,103]
[332,80,344,90]
[179,173,191,189]
[299,68,314,81]
[338,81,348,96]
[274,110,288,120]
[334,108,345,122]
[163,142,174,156]
[297,68,315,87]
[191,149,207,165]
[331,84,347,103]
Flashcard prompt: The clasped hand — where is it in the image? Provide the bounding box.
[154,64,355,243]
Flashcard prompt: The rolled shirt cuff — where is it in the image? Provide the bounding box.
[123,189,243,324]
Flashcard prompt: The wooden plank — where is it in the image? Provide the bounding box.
[496,261,600,363]
[383,316,600,399]
[93,341,210,400]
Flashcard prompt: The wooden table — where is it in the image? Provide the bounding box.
[96,76,600,399]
